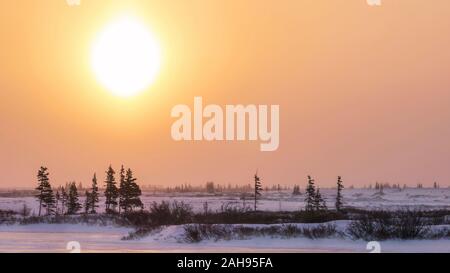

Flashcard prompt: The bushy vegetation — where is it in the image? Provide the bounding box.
[148,200,194,225]
[300,224,340,239]
[0,209,17,224]
[346,210,432,240]
[183,223,339,243]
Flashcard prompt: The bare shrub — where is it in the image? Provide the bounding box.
[301,223,338,239]
[184,224,203,243]
[347,210,430,240]
[183,224,233,243]
[395,210,430,239]
[171,201,194,224]
[20,204,31,217]
[121,211,152,227]
[183,223,339,243]
[294,210,346,223]
[0,209,17,224]
[149,201,193,225]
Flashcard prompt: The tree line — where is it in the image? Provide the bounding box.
[35,165,143,216]
[253,173,345,212]
[35,165,345,216]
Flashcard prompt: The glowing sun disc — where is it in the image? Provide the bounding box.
[91,16,161,97]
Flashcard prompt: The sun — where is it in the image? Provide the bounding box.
[91,16,161,97]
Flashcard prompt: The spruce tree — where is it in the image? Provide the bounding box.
[60,186,68,215]
[104,165,119,213]
[35,166,56,216]
[67,182,81,215]
[128,168,143,211]
[84,190,91,214]
[120,168,143,213]
[118,165,126,214]
[305,175,316,211]
[314,188,327,211]
[335,176,344,212]
[89,173,99,214]
[55,189,61,215]
[254,171,262,211]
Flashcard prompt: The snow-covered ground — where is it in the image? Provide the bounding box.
[0,188,449,253]
[1,188,450,215]
[0,223,448,253]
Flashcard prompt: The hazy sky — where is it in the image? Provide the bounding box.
[1,1,450,188]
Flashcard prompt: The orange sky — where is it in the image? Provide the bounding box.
[1,0,450,188]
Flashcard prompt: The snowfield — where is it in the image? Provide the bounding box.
[0,188,449,253]
[0,222,448,253]
[1,188,449,215]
